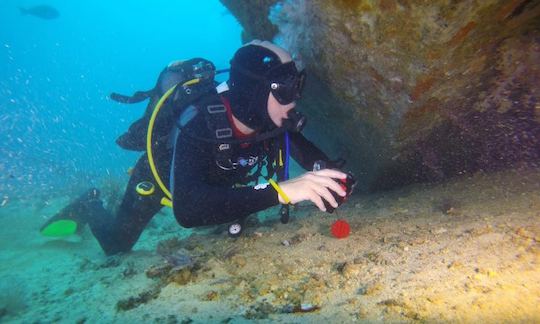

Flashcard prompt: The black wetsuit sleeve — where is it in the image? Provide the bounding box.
[289,132,330,170]
[172,136,279,228]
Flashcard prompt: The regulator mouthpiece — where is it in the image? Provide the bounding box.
[283,110,307,133]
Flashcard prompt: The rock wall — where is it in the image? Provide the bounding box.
[221,0,540,191]
[220,0,280,41]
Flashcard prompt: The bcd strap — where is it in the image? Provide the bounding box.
[178,94,291,175]
[203,103,235,168]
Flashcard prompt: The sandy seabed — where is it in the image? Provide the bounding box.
[1,167,539,323]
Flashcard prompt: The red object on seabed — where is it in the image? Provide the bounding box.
[331,219,350,238]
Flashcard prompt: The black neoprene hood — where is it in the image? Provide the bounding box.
[227,41,300,130]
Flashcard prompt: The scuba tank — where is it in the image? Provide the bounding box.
[111,58,218,151]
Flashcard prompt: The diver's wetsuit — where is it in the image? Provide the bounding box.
[171,95,329,228]
[57,91,329,255]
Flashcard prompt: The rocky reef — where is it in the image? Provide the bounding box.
[220,0,540,191]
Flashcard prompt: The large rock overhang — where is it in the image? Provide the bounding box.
[221,0,540,192]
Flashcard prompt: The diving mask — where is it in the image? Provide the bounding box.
[268,62,306,105]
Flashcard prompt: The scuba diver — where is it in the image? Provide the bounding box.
[40,40,355,256]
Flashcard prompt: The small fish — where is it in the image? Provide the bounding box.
[1,196,8,207]
[126,167,134,176]
[18,5,60,20]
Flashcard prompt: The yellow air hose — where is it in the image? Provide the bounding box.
[146,78,201,207]
[146,85,176,204]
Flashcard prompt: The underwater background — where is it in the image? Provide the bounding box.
[1,0,242,204]
[1,1,539,323]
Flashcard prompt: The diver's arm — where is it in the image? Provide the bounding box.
[283,132,350,211]
[276,169,347,211]
[288,132,330,170]
[172,138,278,228]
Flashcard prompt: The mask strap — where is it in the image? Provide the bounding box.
[229,62,267,81]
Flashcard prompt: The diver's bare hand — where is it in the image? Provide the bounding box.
[277,169,347,211]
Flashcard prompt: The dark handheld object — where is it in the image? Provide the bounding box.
[279,204,290,224]
[313,160,357,213]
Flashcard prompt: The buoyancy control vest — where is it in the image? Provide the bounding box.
[150,88,287,208]
[173,89,285,183]
[112,58,294,212]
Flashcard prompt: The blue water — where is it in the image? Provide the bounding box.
[0,0,242,201]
